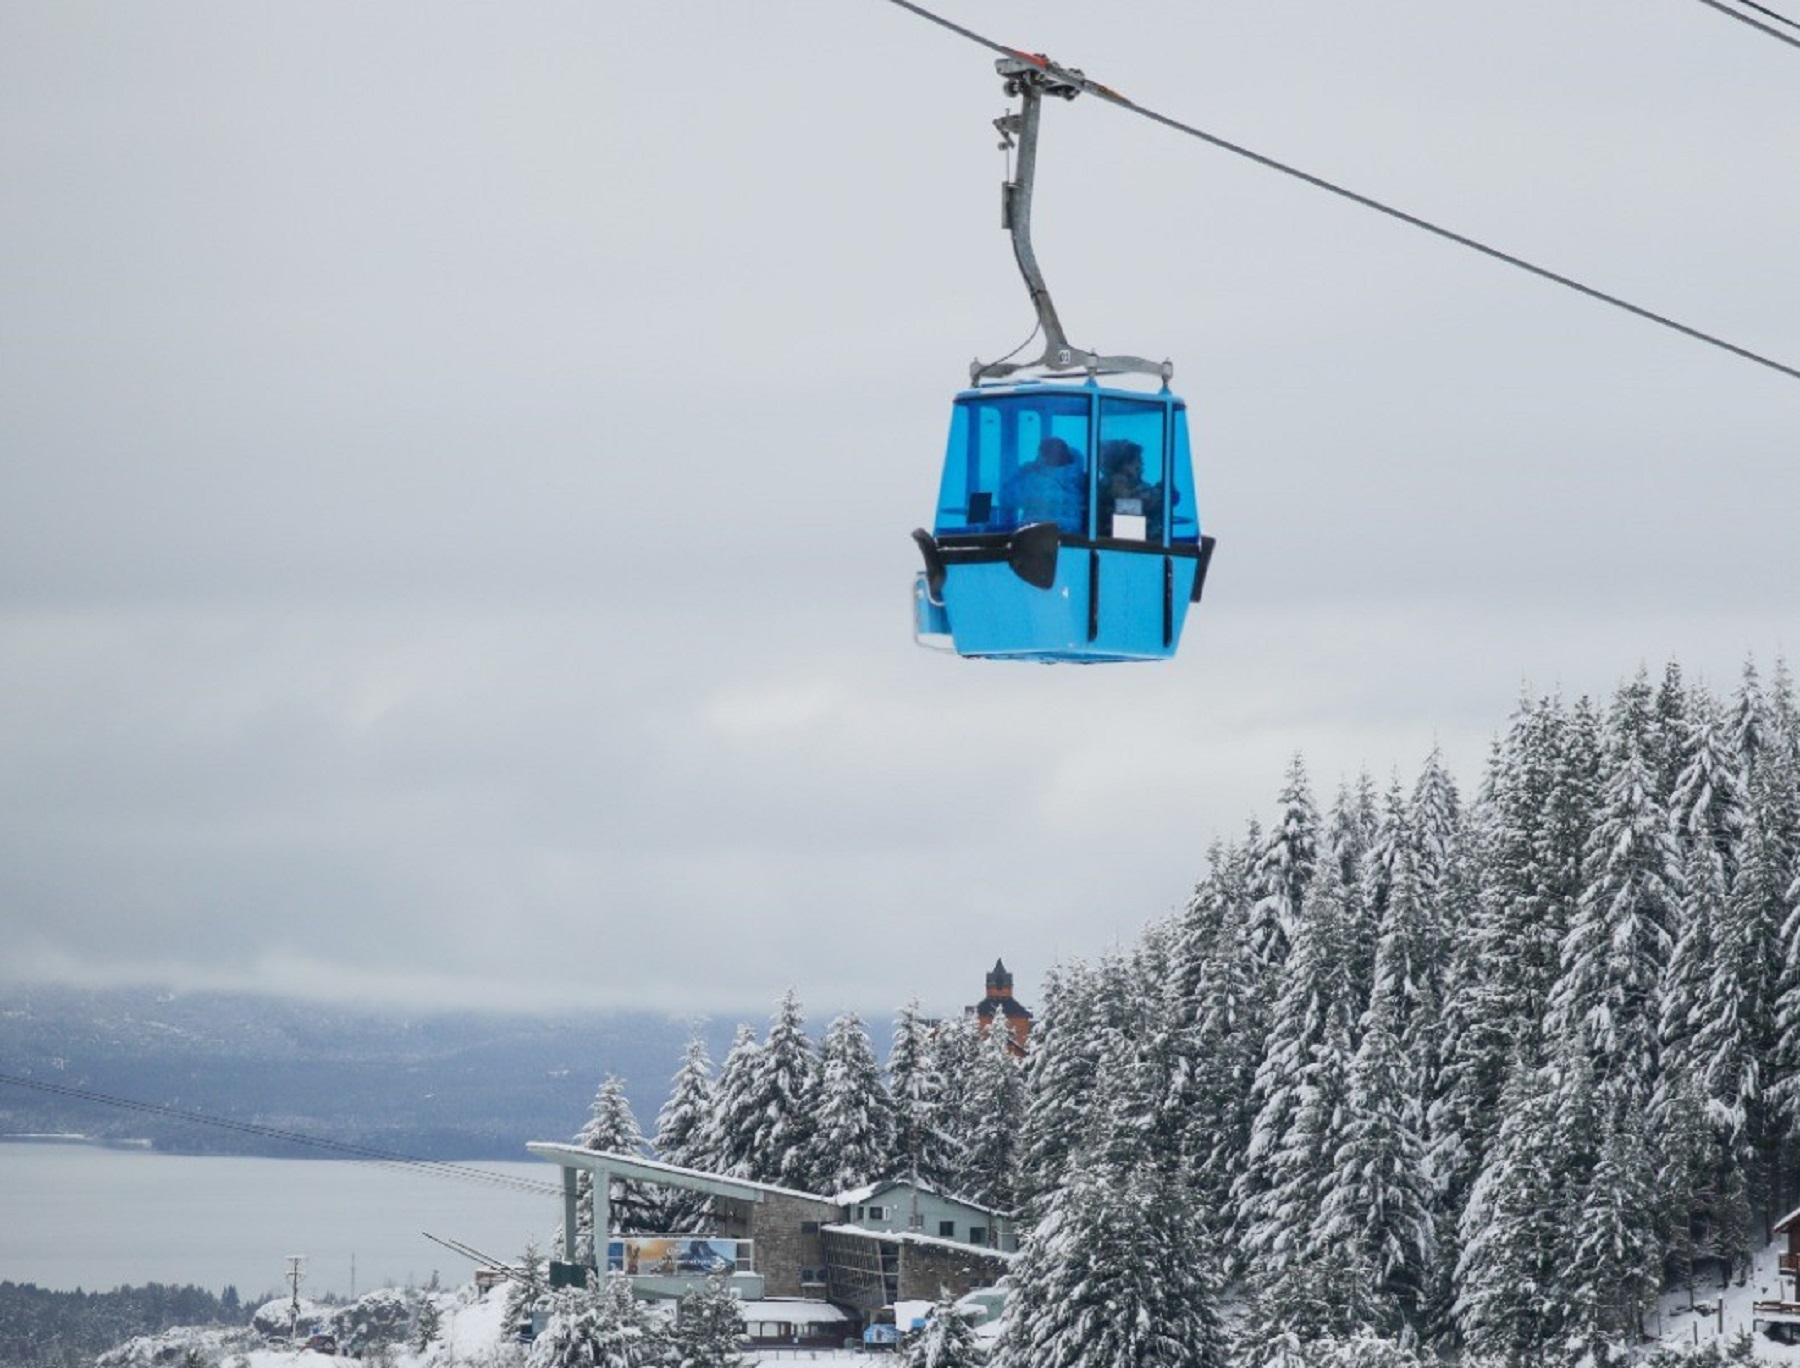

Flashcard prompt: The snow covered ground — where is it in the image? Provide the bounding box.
[95,1237,1800,1367]
[1653,1238,1800,1361]
[101,1281,885,1367]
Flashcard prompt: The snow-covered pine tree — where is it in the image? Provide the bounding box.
[1668,683,1744,880]
[1009,964,1084,1218]
[1546,702,1679,1120]
[670,1274,744,1368]
[1409,743,1464,898]
[411,1292,443,1353]
[1248,755,1321,971]
[1654,837,1758,1287]
[575,1076,652,1251]
[1313,958,1434,1333]
[1100,937,1203,1174]
[1243,1241,1388,1350]
[1730,658,1768,796]
[1661,689,1749,1110]
[1372,785,1452,1080]
[1242,1328,1441,1368]
[1763,656,1800,888]
[1557,1115,1661,1361]
[889,995,956,1190]
[1235,851,1360,1291]
[1012,955,1148,1219]
[745,988,820,1190]
[529,1287,601,1368]
[1075,996,1165,1178]
[655,1036,718,1171]
[1329,772,1383,1015]
[580,1075,649,1155]
[1453,1041,1578,1363]
[1156,834,1263,1227]
[1683,808,1760,1236]
[544,1274,672,1368]
[1728,659,1796,1108]
[928,1011,981,1189]
[709,1024,765,1180]
[956,1014,1026,1213]
[1359,779,1410,960]
[1768,815,1800,1138]
[989,1161,1226,1368]
[901,1291,986,1368]
[503,1237,548,1341]
[1649,1068,1747,1303]
[1650,659,1695,805]
[1735,659,1800,1191]
[653,1034,719,1231]
[813,1011,894,1193]
[1495,693,1602,1035]
[1432,696,1592,1236]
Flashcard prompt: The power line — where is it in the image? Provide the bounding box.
[879,0,1800,384]
[1692,0,1800,47]
[0,1071,561,1197]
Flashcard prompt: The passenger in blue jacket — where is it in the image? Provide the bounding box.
[1005,436,1087,534]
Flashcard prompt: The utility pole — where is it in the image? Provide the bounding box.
[285,1255,307,1344]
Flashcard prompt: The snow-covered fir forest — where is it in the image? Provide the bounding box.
[556,657,1800,1368]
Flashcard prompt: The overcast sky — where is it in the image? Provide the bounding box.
[3,0,1797,1025]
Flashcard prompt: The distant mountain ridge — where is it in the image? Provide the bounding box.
[0,984,740,1160]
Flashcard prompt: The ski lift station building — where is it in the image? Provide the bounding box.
[528,1144,1015,1324]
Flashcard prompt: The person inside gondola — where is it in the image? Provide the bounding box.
[1004,435,1087,534]
[1098,439,1166,539]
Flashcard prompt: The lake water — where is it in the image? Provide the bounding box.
[0,1143,563,1299]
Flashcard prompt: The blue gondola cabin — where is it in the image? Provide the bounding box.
[912,378,1214,662]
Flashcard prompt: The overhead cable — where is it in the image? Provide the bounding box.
[880,0,1800,383]
[1693,0,1800,46]
[0,1070,561,1196]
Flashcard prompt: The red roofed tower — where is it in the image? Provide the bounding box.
[968,958,1033,1055]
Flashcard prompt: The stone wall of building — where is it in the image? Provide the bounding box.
[897,1241,1011,1304]
[748,1191,841,1298]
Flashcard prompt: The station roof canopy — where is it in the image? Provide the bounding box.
[526,1143,831,1205]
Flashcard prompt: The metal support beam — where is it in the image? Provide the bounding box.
[561,1166,579,1266]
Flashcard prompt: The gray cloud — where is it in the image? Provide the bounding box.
[3,0,1797,1021]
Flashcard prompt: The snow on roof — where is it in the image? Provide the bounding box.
[526,1143,833,1204]
[820,1223,1015,1260]
[1776,1204,1800,1234]
[737,1299,850,1325]
[832,1180,885,1205]
[828,1176,1008,1217]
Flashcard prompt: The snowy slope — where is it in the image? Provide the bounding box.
[104,1280,877,1367]
[1655,1239,1800,1361]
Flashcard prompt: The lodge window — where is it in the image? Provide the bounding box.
[938,1221,956,1239]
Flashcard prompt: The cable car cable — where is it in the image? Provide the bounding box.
[1692,0,1800,46]
[1732,0,1800,32]
[879,0,1800,384]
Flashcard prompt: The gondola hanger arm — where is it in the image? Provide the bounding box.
[973,53,1172,385]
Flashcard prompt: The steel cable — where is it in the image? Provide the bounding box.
[880,0,1800,383]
